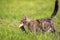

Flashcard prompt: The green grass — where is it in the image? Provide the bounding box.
[0,0,60,40]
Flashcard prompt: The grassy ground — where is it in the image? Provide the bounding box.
[0,0,60,40]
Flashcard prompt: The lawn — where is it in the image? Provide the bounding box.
[0,0,60,40]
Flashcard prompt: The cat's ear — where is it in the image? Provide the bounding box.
[22,16,28,20]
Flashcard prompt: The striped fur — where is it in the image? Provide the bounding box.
[19,0,58,33]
